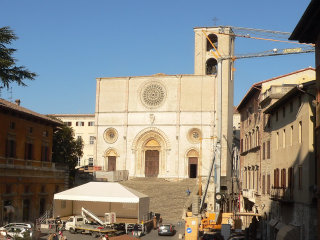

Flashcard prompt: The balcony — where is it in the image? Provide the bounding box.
[270,188,294,203]
[0,157,67,170]
[260,86,293,103]
[242,189,256,203]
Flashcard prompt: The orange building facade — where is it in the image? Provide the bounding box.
[0,99,67,225]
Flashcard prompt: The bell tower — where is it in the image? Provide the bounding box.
[193,26,235,209]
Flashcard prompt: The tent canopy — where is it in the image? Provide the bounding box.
[54,182,148,203]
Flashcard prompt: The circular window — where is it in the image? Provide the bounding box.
[187,128,202,144]
[140,81,166,108]
[104,128,118,144]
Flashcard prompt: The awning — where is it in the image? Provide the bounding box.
[276,224,300,240]
[54,182,148,203]
[268,219,278,227]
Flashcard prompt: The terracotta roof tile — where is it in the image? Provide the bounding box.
[0,98,62,125]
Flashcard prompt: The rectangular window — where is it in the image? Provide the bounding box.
[76,121,84,126]
[5,139,16,158]
[262,175,266,195]
[88,121,95,126]
[10,121,15,129]
[88,157,94,167]
[25,143,33,160]
[299,121,302,143]
[240,139,243,153]
[288,167,294,190]
[65,122,72,126]
[298,165,302,190]
[283,129,286,148]
[290,126,293,146]
[252,171,255,190]
[256,169,259,192]
[249,170,251,189]
[267,141,270,159]
[77,136,82,141]
[262,142,266,160]
[276,132,279,150]
[41,146,49,162]
[267,174,270,194]
[274,168,280,188]
[89,136,95,144]
[281,168,286,188]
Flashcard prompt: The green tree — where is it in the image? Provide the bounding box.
[0,26,36,88]
[52,125,83,186]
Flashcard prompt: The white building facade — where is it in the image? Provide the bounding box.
[94,26,235,194]
[50,114,95,167]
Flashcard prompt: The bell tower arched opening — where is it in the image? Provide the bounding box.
[206,34,218,51]
[206,58,218,75]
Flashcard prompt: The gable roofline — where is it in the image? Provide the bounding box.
[0,98,62,126]
[236,67,315,111]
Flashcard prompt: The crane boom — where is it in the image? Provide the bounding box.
[219,46,315,61]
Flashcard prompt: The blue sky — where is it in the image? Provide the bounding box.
[0,0,314,114]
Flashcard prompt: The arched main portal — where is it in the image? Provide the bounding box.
[132,128,171,178]
[144,139,160,177]
[187,149,199,178]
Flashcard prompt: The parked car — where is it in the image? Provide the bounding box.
[0,223,34,239]
[158,224,175,236]
[5,226,32,239]
[0,222,34,230]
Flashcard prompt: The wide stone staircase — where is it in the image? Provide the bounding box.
[120,178,198,223]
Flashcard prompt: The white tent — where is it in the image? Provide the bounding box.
[53,182,149,222]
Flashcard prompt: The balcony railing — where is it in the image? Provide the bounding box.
[270,188,293,202]
[242,189,256,203]
[0,157,67,170]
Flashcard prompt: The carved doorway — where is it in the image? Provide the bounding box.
[144,139,160,177]
[145,150,159,177]
[108,156,116,171]
[187,149,199,178]
[104,149,118,172]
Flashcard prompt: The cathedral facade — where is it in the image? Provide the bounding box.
[94,27,234,183]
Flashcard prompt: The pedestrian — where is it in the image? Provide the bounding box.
[186,188,191,196]
[133,223,139,237]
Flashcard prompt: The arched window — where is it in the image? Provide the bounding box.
[206,34,218,51]
[206,58,217,75]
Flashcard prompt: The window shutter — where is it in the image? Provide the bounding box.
[262,175,265,194]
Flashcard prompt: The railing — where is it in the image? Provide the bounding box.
[37,207,53,225]
[242,189,256,203]
[0,157,68,170]
[270,188,293,202]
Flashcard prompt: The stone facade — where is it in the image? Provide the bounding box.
[94,27,234,202]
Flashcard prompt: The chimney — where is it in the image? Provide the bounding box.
[15,99,21,106]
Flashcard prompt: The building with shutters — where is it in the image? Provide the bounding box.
[0,98,67,225]
[49,114,96,168]
[94,27,235,206]
[237,68,317,239]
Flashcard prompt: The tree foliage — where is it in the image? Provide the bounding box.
[0,26,37,89]
[52,125,83,186]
